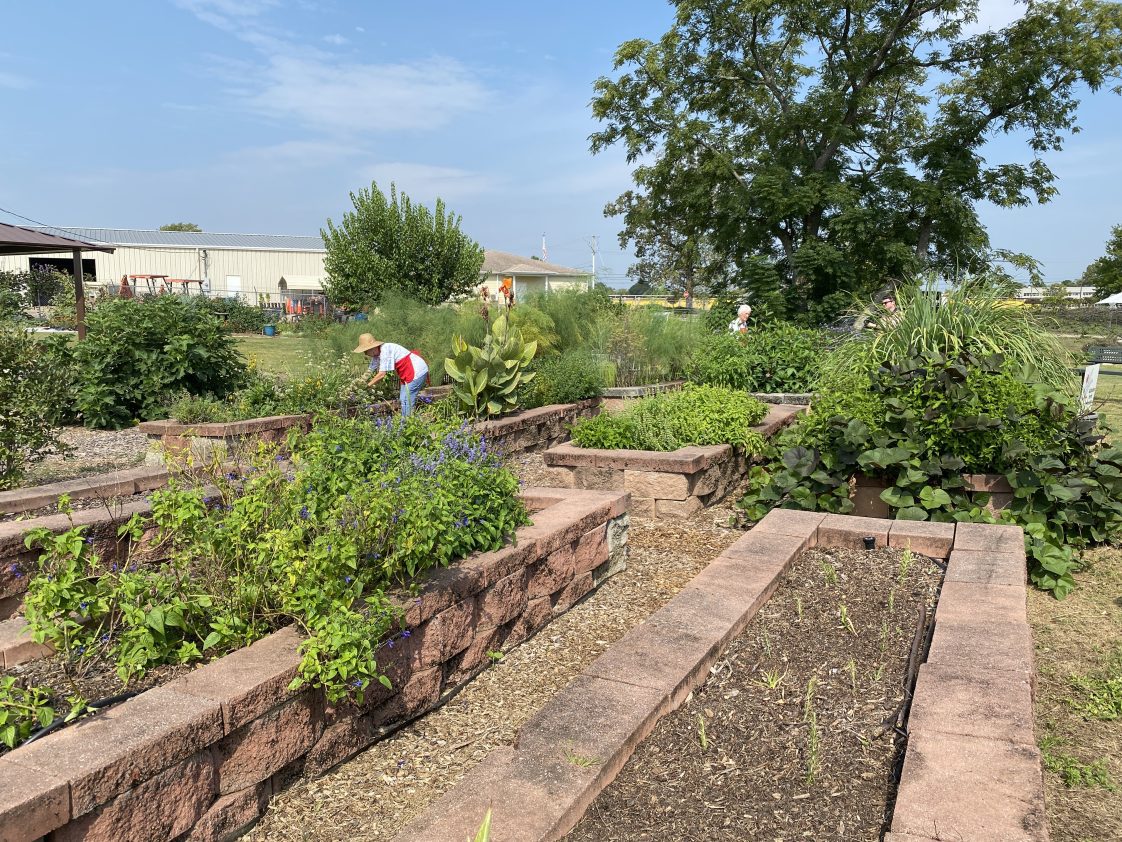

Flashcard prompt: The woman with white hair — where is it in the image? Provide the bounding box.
[729,304,752,334]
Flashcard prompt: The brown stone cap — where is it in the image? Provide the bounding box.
[472,399,600,436]
[0,467,170,516]
[137,414,310,437]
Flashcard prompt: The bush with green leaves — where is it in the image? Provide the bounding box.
[689,324,824,393]
[191,296,267,333]
[740,348,1118,597]
[446,314,537,417]
[521,349,607,409]
[0,327,66,488]
[73,296,247,428]
[20,414,529,723]
[570,385,769,452]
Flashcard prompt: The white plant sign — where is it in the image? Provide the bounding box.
[1081,364,1100,412]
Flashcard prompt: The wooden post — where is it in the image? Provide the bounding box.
[72,248,86,340]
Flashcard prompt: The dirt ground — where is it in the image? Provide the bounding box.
[567,545,942,841]
[1030,546,1122,842]
[26,426,148,485]
[247,458,749,841]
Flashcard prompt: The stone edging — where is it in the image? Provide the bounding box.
[0,487,630,842]
[852,473,1015,517]
[541,404,805,518]
[0,467,171,517]
[748,391,813,405]
[395,511,1044,842]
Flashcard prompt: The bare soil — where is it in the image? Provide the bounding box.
[1030,546,1122,842]
[568,545,943,842]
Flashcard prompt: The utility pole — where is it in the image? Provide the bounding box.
[590,236,598,292]
[541,233,547,261]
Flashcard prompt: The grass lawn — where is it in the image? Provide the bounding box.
[1030,548,1122,841]
[234,334,320,378]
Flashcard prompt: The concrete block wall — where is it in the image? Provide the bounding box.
[0,487,630,842]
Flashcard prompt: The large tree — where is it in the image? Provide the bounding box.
[322,182,484,309]
[159,222,202,232]
[591,0,1122,314]
[1083,224,1122,297]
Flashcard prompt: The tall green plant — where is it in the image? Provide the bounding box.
[322,181,485,309]
[445,314,537,417]
[826,278,1076,392]
[0,327,65,488]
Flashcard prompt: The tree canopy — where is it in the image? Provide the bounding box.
[1083,224,1122,298]
[591,0,1122,317]
[322,182,485,310]
[159,222,202,232]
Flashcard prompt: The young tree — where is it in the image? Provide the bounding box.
[591,0,1122,315]
[321,182,485,309]
[1083,224,1122,298]
[159,222,203,232]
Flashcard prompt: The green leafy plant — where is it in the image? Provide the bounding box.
[72,296,247,428]
[22,414,530,717]
[1041,736,1115,790]
[0,678,57,749]
[570,385,768,452]
[521,349,607,409]
[0,326,67,488]
[689,323,824,393]
[445,314,537,417]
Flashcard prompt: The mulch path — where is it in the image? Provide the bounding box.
[568,544,943,841]
[26,427,149,485]
[247,454,748,842]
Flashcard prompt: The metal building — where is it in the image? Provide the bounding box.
[0,228,327,302]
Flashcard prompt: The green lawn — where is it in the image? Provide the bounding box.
[234,334,320,378]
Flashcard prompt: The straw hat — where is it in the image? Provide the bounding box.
[352,333,383,354]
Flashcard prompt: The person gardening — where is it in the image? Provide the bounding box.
[353,334,429,417]
[729,304,752,334]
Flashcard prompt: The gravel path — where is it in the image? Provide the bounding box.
[27,427,149,485]
[248,454,748,842]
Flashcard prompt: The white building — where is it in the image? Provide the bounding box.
[1014,284,1097,302]
[0,228,593,304]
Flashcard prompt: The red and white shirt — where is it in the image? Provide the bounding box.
[371,342,428,384]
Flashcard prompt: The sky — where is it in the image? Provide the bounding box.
[0,0,1119,287]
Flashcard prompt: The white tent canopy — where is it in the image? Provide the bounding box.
[279,275,325,292]
[1097,292,1122,305]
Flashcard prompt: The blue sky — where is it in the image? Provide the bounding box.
[0,0,1118,286]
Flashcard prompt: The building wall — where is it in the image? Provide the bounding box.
[0,247,327,301]
[476,272,592,303]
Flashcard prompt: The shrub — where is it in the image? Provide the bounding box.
[446,314,537,417]
[192,296,266,334]
[689,323,823,393]
[740,348,1112,597]
[570,385,769,452]
[521,350,606,408]
[596,306,702,387]
[74,296,247,428]
[0,327,66,488]
[22,414,530,713]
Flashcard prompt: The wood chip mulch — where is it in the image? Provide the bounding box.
[247,454,748,842]
[568,545,943,841]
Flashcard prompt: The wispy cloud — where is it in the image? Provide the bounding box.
[358,162,499,201]
[174,0,490,137]
[0,71,31,90]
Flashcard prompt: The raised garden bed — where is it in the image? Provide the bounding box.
[472,399,601,456]
[395,512,1044,842]
[852,472,1014,518]
[0,486,630,841]
[543,403,805,518]
[599,381,684,413]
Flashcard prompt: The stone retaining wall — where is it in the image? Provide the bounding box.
[0,487,630,842]
[475,399,601,456]
[541,404,805,518]
[599,381,684,413]
[396,511,1044,842]
[851,473,1014,518]
[0,467,170,517]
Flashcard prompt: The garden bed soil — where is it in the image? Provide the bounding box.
[568,544,943,841]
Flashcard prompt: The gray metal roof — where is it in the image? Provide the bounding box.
[482,250,589,276]
[27,227,325,252]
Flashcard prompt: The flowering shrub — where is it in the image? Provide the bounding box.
[21,414,529,722]
[570,385,769,452]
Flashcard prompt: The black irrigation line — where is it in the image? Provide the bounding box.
[21,689,143,747]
